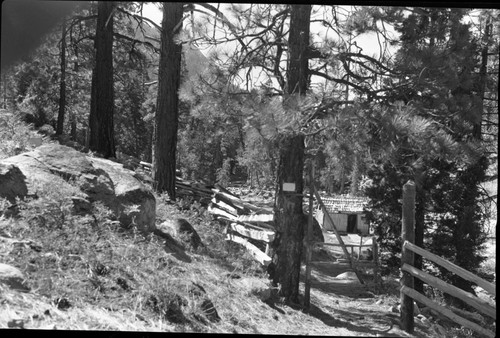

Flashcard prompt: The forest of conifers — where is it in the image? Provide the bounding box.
[1,2,498,303]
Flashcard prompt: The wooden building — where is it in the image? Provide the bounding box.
[315,195,370,235]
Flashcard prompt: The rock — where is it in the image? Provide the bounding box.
[199,298,221,323]
[38,124,55,136]
[89,157,156,232]
[0,144,156,233]
[53,297,71,310]
[160,218,204,250]
[234,277,273,301]
[0,263,30,292]
[27,137,43,148]
[146,293,188,324]
[188,282,221,323]
[0,164,28,204]
[71,196,92,215]
[7,319,25,329]
[154,229,192,263]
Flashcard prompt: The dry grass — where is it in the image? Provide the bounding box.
[2,180,405,335]
[0,182,490,335]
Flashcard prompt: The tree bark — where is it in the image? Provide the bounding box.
[270,4,311,304]
[89,1,115,158]
[152,2,183,199]
[56,20,67,136]
[447,15,491,307]
[350,153,360,195]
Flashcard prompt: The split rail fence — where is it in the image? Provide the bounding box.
[141,161,276,265]
[400,180,496,338]
[207,185,275,267]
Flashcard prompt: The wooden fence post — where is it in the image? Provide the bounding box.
[401,180,416,333]
[304,163,314,311]
[372,236,380,285]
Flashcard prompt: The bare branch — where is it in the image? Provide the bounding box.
[186,3,247,50]
[116,6,161,31]
[113,32,159,53]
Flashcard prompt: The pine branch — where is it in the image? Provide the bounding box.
[310,69,372,95]
[113,32,159,53]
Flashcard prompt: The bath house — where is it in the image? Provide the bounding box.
[315,195,370,235]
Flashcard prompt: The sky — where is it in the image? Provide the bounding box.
[141,3,396,57]
[141,3,399,92]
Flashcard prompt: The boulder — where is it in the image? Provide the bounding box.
[89,157,156,232]
[0,144,156,233]
[159,218,204,250]
[187,282,221,323]
[0,164,28,203]
[0,263,30,292]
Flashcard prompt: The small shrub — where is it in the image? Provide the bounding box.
[0,111,50,159]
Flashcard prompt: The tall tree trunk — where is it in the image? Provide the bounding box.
[350,153,360,195]
[70,112,77,141]
[445,13,491,307]
[270,4,311,304]
[339,164,345,194]
[56,20,67,136]
[89,1,115,158]
[152,2,183,199]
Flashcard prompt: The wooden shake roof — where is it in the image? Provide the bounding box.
[320,195,369,213]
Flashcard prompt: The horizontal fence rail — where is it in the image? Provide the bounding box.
[403,241,496,297]
[401,286,495,338]
[401,262,496,320]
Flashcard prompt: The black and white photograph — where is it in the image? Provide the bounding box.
[0,1,497,336]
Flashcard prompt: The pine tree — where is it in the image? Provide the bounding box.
[89,1,115,158]
[152,2,183,199]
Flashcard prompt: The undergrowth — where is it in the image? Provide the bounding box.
[0,176,269,332]
[0,110,51,159]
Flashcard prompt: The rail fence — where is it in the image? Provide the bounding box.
[400,181,496,338]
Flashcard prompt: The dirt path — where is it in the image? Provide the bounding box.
[298,257,440,337]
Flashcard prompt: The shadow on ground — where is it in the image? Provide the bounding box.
[307,302,405,337]
[298,259,435,338]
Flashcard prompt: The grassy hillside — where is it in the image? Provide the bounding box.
[0,110,495,336]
